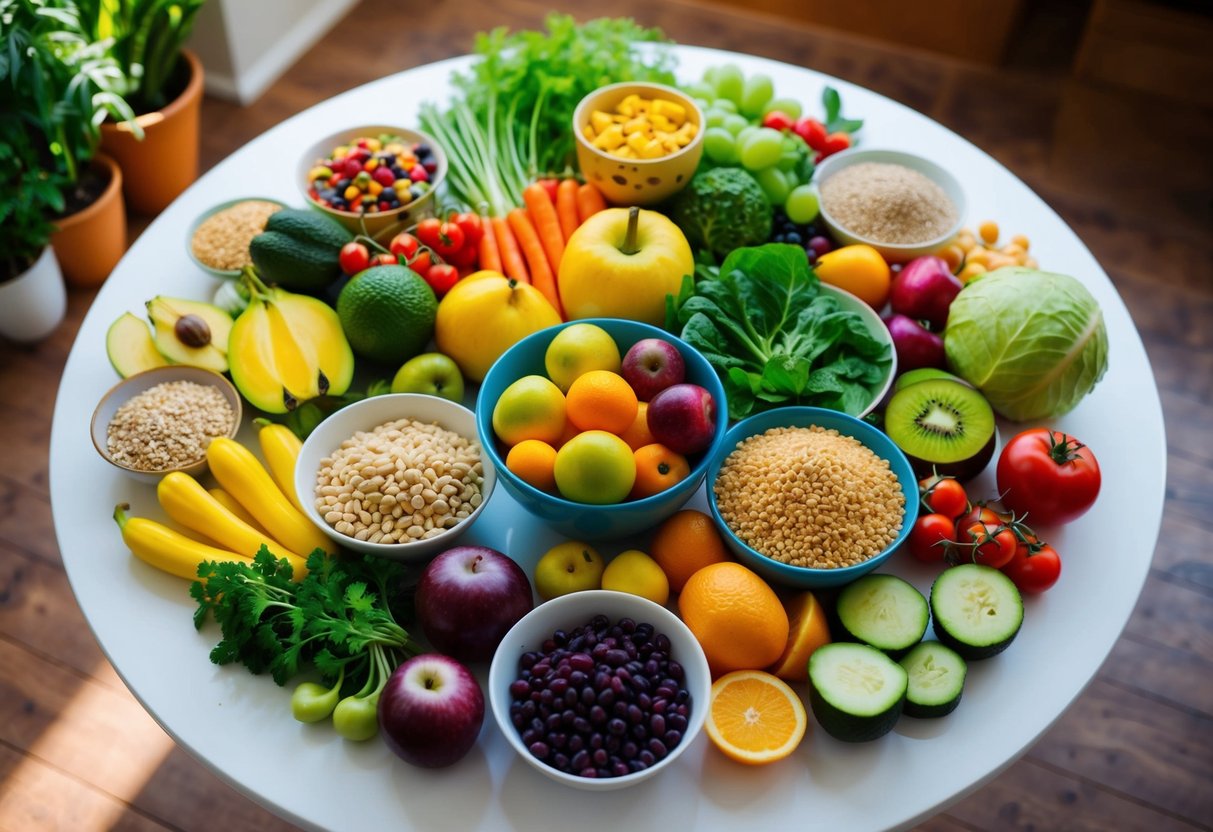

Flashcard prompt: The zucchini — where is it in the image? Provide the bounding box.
[836,573,929,658]
[807,643,907,742]
[249,208,352,293]
[898,641,967,718]
[930,564,1023,660]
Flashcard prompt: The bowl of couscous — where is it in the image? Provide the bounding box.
[705,406,919,589]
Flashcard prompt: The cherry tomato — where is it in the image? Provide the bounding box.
[414,218,444,250]
[389,232,420,260]
[953,505,1005,541]
[339,242,370,276]
[536,178,559,202]
[450,212,484,247]
[407,250,433,275]
[448,243,479,268]
[762,110,795,132]
[370,252,398,267]
[1001,539,1061,594]
[418,219,465,258]
[820,131,852,156]
[918,474,968,519]
[793,117,827,151]
[907,513,955,563]
[422,263,460,297]
[956,521,1017,569]
[997,428,1101,526]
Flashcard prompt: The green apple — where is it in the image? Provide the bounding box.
[391,352,465,402]
[533,541,606,600]
[543,323,622,392]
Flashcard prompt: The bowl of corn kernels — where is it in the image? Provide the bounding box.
[573,82,703,206]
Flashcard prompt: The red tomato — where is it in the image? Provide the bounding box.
[450,212,484,247]
[997,428,1101,526]
[407,250,433,275]
[953,505,1005,541]
[389,232,420,260]
[793,118,827,151]
[1002,539,1061,594]
[918,474,968,519]
[820,131,852,156]
[536,178,559,202]
[415,217,443,250]
[338,242,370,275]
[762,110,795,132]
[907,514,955,564]
[422,263,460,297]
[370,252,398,267]
[955,521,1017,569]
[448,243,479,268]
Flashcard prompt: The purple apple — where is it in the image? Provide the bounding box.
[884,313,947,373]
[621,338,686,401]
[889,256,964,330]
[415,546,534,663]
[378,653,485,768]
[647,383,717,456]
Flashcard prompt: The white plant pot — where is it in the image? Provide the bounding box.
[0,246,68,343]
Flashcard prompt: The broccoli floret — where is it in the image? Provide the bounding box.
[665,167,772,260]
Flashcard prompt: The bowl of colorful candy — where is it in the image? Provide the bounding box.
[297,126,447,236]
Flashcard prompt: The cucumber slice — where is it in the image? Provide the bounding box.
[808,642,907,742]
[930,564,1023,660]
[899,641,967,718]
[836,574,929,658]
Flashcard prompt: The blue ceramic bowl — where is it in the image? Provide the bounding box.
[476,319,728,541]
[705,406,919,588]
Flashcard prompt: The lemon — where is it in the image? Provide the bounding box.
[602,549,670,605]
[336,265,437,365]
[553,430,636,504]
[544,323,622,392]
[491,375,566,447]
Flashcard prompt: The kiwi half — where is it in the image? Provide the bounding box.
[884,378,996,480]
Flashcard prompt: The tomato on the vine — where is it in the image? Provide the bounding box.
[448,243,479,268]
[389,232,420,260]
[422,263,459,297]
[449,212,484,247]
[407,250,433,275]
[953,505,1005,541]
[908,513,955,563]
[416,218,465,258]
[918,474,968,519]
[762,110,795,132]
[370,252,398,267]
[339,242,370,275]
[1002,538,1061,594]
[955,521,1017,569]
[997,428,1101,526]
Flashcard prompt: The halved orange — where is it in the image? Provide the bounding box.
[768,590,831,682]
[705,670,807,765]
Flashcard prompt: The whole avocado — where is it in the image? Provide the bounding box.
[249,208,353,293]
[665,167,772,260]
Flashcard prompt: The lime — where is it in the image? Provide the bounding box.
[336,265,437,364]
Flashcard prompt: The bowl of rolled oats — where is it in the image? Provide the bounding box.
[187,197,287,278]
[295,393,496,561]
[706,406,919,589]
[90,366,243,484]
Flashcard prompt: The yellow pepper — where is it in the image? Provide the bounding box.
[812,244,892,308]
[255,420,306,513]
[113,503,252,582]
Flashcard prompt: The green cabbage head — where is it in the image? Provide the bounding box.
[943,267,1108,421]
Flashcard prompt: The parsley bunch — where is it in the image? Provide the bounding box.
[191,548,423,740]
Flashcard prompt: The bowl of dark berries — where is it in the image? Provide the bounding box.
[297,126,446,236]
[488,590,710,791]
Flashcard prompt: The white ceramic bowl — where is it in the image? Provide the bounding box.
[488,590,711,792]
[294,393,495,562]
[90,366,242,484]
[185,196,288,279]
[815,148,966,262]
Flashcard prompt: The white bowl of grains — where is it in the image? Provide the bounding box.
[706,406,919,589]
[187,197,287,278]
[815,149,966,263]
[295,394,495,562]
[90,366,242,484]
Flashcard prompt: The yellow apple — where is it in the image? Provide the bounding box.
[533,541,606,600]
[558,207,694,326]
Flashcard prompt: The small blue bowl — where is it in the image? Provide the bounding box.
[476,319,728,541]
[706,406,919,588]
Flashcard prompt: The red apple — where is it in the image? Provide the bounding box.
[884,313,947,372]
[378,653,484,768]
[647,383,717,456]
[415,546,534,663]
[889,255,964,330]
[621,338,686,401]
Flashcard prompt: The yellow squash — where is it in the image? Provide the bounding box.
[255,419,305,512]
[114,503,252,581]
[208,488,265,532]
[206,437,333,556]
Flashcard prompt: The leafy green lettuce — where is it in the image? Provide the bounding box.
[666,244,891,421]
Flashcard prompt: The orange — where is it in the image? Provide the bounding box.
[555,416,580,449]
[506,439,558,492]
[705,670,807,765]
[565,370,638,434]
[767,591,831,682]
[678,562,789,677]
[649,509,731,593]
[618,401,655,450]
[629,443,690,500]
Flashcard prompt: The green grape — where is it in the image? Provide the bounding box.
[702,66,720,88]
[704,108,728,128]
[685,82,716,101]
[777,149,801,172]
[736,125,759,148]
[722,113,749,136]
[712,98,738,114]
[756,166,792,206]
[785,184,821,225]
[703,127,740,164]
[739,127,784,171]
[693,97,711,113]
[713,64,744,105]
[764,97,804,121]
[740,74,774,119]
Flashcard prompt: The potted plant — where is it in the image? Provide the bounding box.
[0,0,135,292]
[76,0,208,214]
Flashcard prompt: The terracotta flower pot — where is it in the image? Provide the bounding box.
[51,153,127,289]
[100,49,204,215]
[0,246,67,342]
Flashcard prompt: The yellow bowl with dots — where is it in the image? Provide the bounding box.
[573,82,704,206]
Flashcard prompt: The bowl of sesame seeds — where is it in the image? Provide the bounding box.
[187,197,287,278]
[706,406,919,589]
[90,366,243,484]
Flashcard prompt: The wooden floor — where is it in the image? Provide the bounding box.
[2,0,1210,829]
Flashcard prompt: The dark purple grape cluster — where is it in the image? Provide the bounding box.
[769,207,835,264]
[507,615,692,779]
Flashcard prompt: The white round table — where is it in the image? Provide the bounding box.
[50,47,1166,832]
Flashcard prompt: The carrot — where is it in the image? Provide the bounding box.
[492,216,529,283]
[576,182,608,224]
[507,208,562,317]
[556,178,580,242]
[477,211,503,274]
[523,183,565,273]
